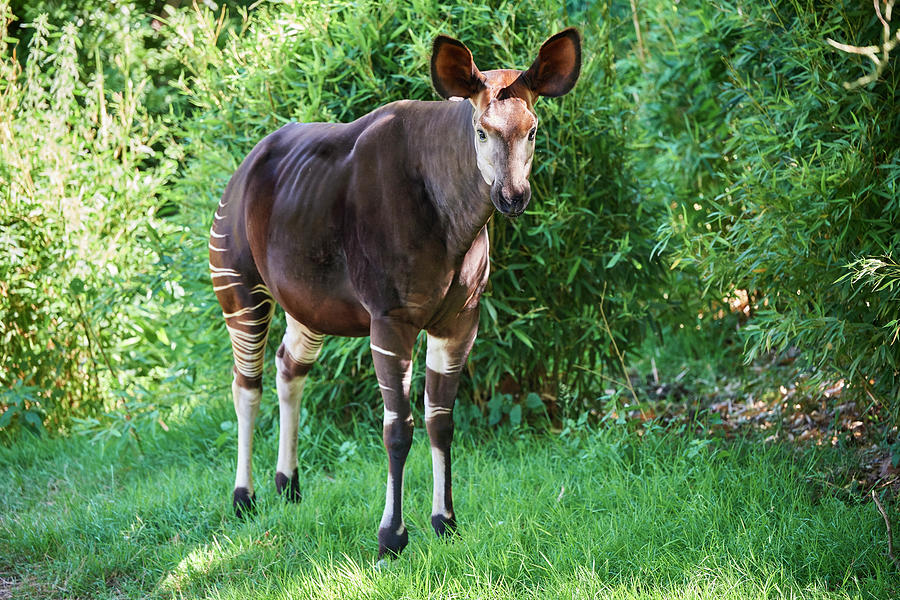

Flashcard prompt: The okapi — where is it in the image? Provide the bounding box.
[210,29,581,558]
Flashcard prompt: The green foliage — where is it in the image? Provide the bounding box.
[636,0,900,402]
[4,0,900,438]
[164,0,664,424]
[0,0,183,436]
[473,3,668,413]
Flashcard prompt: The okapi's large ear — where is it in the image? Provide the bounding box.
[520,28,581,98]
[431,35,486,99]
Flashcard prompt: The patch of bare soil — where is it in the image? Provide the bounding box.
[623,357,899,500]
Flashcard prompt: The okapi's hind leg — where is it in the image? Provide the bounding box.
[274,314,325,502]
[212,264,276,517]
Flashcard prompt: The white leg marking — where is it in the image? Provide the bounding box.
[209,265,241,278]
[275,372,306,476]
[426,335,463,375]
[370,343,398,358]
[233,380,261,492]
[380,473,395,529]
[401,361,413,397]
[223,288,275,380]
[383,408,399,425]
[226,323,272,380]
[380,472,405,533]
[424,391,453,422]
[431,446,451,518]
[221,295,274,320]
[283,314,325,364]
[275,315,322,477]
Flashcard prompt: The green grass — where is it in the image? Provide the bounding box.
[1,410,895,599]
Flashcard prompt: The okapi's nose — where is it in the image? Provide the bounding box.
[495,183,532,217]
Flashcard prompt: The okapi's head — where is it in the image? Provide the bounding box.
[431,29,581,217]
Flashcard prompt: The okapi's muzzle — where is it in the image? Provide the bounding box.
[491,180,532,217]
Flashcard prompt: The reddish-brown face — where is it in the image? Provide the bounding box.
[431,30,581,217]
[471,76,537,216]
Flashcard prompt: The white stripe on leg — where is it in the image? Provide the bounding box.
[380,473,395,529]
[426,335,464,375]
[233,380,261,492]
[431,446,451,519]
[380,472,406,535]
[275,374,306,476]
[284,315,324,364]
[424,391,453,421]
[276,315,322,477]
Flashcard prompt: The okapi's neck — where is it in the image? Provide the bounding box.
[413,100,494,256]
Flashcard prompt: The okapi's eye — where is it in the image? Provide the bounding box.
[477,129,487,142]
[528,127,536,141]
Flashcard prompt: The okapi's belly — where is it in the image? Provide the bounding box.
[267,276,371,337]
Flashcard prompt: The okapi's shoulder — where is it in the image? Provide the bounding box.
[345,100,469,180]
[345,101,417,161]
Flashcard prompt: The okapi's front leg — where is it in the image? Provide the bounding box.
[425,309,479,537]
[370,318,418,559]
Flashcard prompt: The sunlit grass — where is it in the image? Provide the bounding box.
[0,412,894,599]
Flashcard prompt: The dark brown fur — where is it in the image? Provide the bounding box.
[211,29,581,559]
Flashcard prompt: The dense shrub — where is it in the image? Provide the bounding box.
[634,0,900,406]
[5,0,898,439]
[163,0,666,426]
[2,0,665,436]
[0,1,183,436]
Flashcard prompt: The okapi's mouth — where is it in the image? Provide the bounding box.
[490,182,531,218]
[500,206,526,218]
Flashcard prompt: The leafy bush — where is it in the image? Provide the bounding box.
[0,1,182,437]
[635,0,900,406]
[3,0,666,437]
[7,0,898,440]
[163,0,667,426]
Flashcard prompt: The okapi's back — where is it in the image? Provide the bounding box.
[211,109,407,336]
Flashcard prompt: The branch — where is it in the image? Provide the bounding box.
[598,283,644,417]
[827,0,900,89]
[875,0,890,31]
[629,0,646,66]
[872,489,900,569]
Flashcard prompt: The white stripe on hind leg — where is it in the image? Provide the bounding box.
[275,368,307,476]
[233,380,261,492]
[284,314,325,364]
[275,315,323,476]
[426,335,465,375]
[431,446,451,519]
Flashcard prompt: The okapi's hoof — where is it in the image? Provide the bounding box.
[377,524,409,559]
[431,513,457,537]
[275,471,301,503]
[232,487,256,518]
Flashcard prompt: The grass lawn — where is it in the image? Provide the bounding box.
[0,409,895,599]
